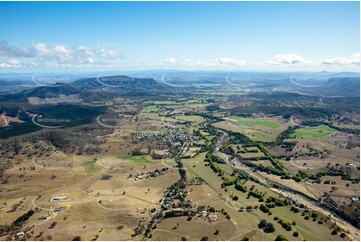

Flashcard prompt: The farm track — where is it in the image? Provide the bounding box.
[290,115,302,126]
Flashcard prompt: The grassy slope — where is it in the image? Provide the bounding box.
[229,116,280,129]
[82,160,101,174]
[141,105,159,113]
[290,125,335,138]
[118,155,156,166]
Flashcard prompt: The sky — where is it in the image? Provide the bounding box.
[0,1,359,72]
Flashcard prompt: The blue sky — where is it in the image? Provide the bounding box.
[0,1,359,72]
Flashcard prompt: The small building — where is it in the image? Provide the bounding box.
[15,232,24,237]
[54,207,64,212]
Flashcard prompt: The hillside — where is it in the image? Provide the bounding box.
[73,75,164,91]
[302,77,360,97]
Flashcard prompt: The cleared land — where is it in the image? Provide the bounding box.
[228,116,280,129]
[290,125,335,138]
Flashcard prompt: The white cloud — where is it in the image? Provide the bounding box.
[0,40,34,58]
[0,39,359,71]
[215,57,246,66]
[183,58,197,65]
[183,57,246,67]
[98,48,122,59]
[0,59,22,68]
[164,57,176,64]
[54,63,73,68]
[183,59,217,67]
[30,42,123,66]
[82,57,96,64]
[76,46,96,57]
[266,54,311,65]
[321,52,360,65]
[33,43,72,62]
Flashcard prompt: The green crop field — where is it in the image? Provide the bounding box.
[229,116,280,129]
[141,105,159,113]
[118,155,156,166]
[144,100,176,105]
[175,115,205,122]
[82,160,101,174]
[290,125,335,138]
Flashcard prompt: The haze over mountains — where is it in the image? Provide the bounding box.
[0,71,359,103]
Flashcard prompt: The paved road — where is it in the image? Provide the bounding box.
[214,130,227,152]
[212,126,359,240]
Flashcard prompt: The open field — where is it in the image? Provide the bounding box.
[174,115,205,123]
[156,150,347,241]
[144,101,176,105]
[0,86,359,241]
[290,125,335,138]
[82,160,101,174]
[213,120,286,142]
[0,140,180,241]
[117,155,158,166]
[228,116,281,129]
[141,105,159,113]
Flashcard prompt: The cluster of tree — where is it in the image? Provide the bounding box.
[275,126,298,143]
[219,145,235,155]
[296,169,359,183]
[259,204,270,213]
[266,196,289,207]
[275,234,288,241]
[278,219,293,231]
[258,219,275,233]
[234,181,248,193]
[243,161,290,178]
[290,206,300,213]
[176,159,187,189]
[293,170,309,182]
[221,178,234,187]
[205,152,226,164]
[237,171,251,180]
[228,132,253,143]
[164,210,196,218]
[248,191,264,200]
[12,209,35,227]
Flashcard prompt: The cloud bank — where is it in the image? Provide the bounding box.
[0,40,359,71]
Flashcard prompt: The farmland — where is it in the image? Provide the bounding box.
[228,116,281,129]
[0,76,359,241]
[290,125,335,138]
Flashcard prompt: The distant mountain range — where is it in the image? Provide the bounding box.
[73,75,162,90]
[0,73,359,103]
[0,75,170,102]
[301,77,360,97]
